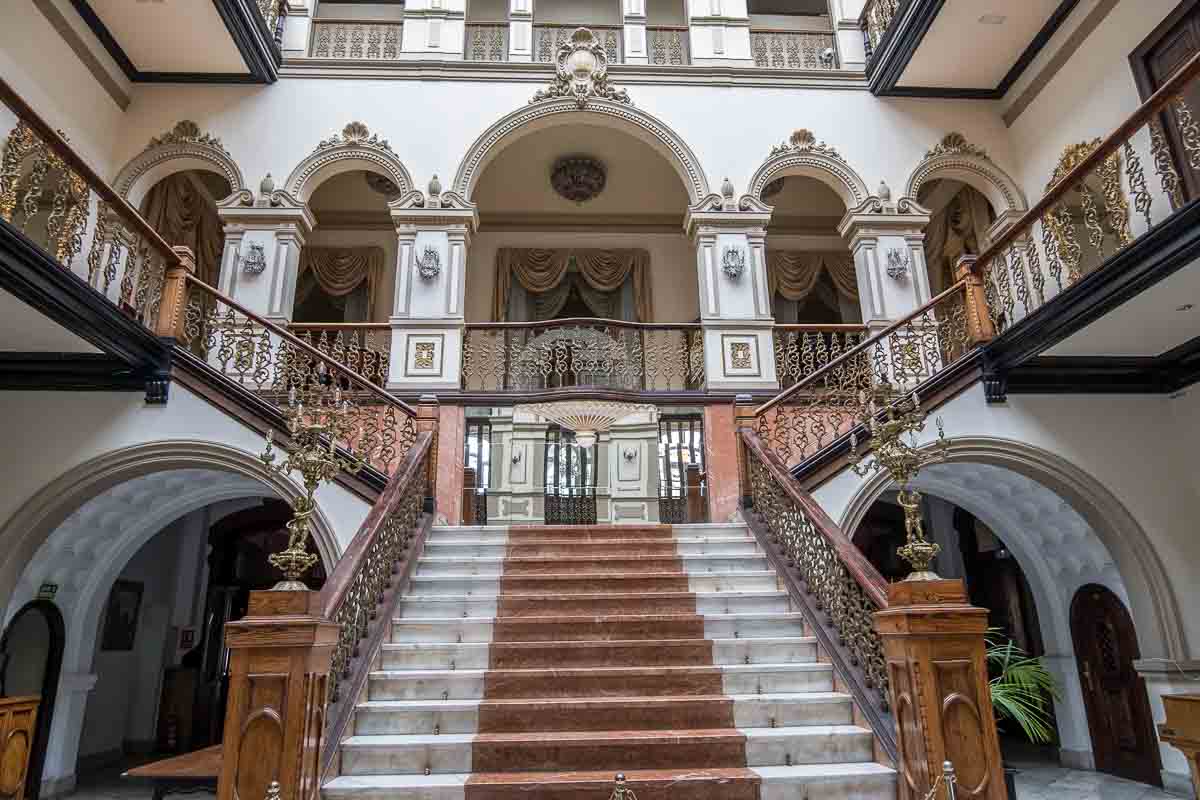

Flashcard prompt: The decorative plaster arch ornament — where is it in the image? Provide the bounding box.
[285,121,415,202]
[452,98,710,207]
[745,128,874,211]
[114,120,247,208]
[837,436,1186,663]
[903,132,1028,218]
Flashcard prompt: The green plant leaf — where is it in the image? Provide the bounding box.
[985,631,1061,744]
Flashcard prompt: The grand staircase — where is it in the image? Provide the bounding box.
[322,523,895,800]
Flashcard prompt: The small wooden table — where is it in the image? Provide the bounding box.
[123,745,222,800]
[1160,694,1200,799]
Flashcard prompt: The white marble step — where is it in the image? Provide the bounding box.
[338,725,873,776]
[396,591,793,619]
[325,763,896,800]
[414,554,770,577]
[405,572,781,596]
[367,662,834,701]
[352,692,857,736]
[422,538,761,558]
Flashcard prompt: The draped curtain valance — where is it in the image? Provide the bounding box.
[141,173,224,287]
[494,248,652,322]
[298,246,384,315]
[767,251,858,302]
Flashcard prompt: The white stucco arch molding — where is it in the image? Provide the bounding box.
[114,120,247,209]
[285,121,415,203]
[746,128,873,210]
[904,133,1029,219]
[837,436,1187,663]
[451,98,711,206]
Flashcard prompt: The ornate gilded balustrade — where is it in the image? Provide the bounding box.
[755,283,969,467]
[177,276,418,474]
[465,23,510,61]
[859,0,899,60]
[309,20,404,60]
[976,50,1200,336]
[257,0,284,41]
[0,80,184,334]
[774,325,869,391]
[461,319,705,394]
[535,24,621,64]
[288,323,392,388]
[647,26,690,66]
[750,30,838,70]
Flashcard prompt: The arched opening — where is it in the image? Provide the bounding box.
[138,169,231,288]
[918,177,997,296]
[0,601,64,800]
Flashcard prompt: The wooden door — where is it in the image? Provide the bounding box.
[1070,585,1162,786]
[1131,0,1200,201]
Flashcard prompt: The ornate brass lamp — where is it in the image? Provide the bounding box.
[260,384,367,590]
[848,388,950,581]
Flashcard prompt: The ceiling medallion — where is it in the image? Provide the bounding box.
[531,27,631,108]
[551,155,607,203]
[365,171,402,200]
[722,247,746,282]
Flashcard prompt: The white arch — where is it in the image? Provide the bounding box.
[114,136,246,209]
[903,139,1028,217]
[746,144,872,210]
[837,436,1185,663]
[451,98,710,206]
[285,122,415,202]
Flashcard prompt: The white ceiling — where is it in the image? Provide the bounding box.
[897,0,1064,90]
[473,125,690,222]
[1044,259,1200,358]
[87,0,248,74]
[0,290,100,353]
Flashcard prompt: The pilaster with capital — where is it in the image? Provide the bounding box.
[838,194,931,334]
[621,0,648,65]
[387,186,479,393]
[508,0,533,61]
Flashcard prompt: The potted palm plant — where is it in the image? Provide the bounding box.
[986,632,1061,799]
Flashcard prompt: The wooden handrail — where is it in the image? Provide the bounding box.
[466,317,702,331]
[740,429,889,609]
[183,275,418,416]
[756,279,967,416]
[975,48,1200,268]
[773,323,868,332]
[0,79,182,267]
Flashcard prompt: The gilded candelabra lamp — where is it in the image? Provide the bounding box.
[848,387,950,581]
[260,384,367,590]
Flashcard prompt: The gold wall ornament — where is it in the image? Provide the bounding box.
[315,121,396,155]
[769,127,845,163]
[144,120,230,155]
[260,382,369,589]
[848,388,950,580]
[925,132,991,162]
[530,28,631,108]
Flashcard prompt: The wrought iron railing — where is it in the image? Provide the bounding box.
[859,0,899,61]
[975,49,1200,336]
[309,19,403,60]
[461,319,706,394]
[774,325,869,391]
[0,79,184,333]
[535,24,621,63]
[318,432,433,777]
[739,429,895,759]
[257,0,284,44]
[750,30,838,70]
[755,283,969,467]
[287,323,392,388]
[544,486,599,525]
[465,23,510,61]
[647,26,689,66]
[179,276,418,475]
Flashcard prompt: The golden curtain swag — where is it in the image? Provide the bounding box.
[299,246,384,315]
[767,251,858,302]
[494,248,653,322]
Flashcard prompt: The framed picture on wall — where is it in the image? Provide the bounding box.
[101,579,143,651]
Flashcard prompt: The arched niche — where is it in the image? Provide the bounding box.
[285,121,415,204]
[904,133,1028,222]
[746,128,873,211]
[113,121,246,208]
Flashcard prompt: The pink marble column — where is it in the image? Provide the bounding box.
[435,405,466,525]
[703,404,740,524]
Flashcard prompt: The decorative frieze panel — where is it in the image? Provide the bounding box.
[465,23,509,61]
[534,24,621,65]
[647,27,689,65]
[750,31,837,70]
[310,21,404,60]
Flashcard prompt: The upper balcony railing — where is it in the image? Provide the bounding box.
[535,23,622,64]
[859,0,899,61]
[310,19,404,60]
[750,29,838,70]
[465,22,510,62]
[257,0,286,46]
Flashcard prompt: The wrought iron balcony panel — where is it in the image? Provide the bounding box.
[310,20,404,60]
[534,24,621,65]
[465,23,510,62]
[647,26,690,66]
[750,30,838,70]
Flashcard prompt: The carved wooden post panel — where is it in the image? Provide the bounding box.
[874,579,1005,800]
[155,246,197,340]
[416,395,441,513]
[954,255,996,347]
[462,467,478,525]
[217,591,338,800]
[0,697,39,800]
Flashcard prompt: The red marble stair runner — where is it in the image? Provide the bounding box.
[465,524,755,800]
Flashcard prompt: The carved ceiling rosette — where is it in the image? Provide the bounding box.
[530,27,632,109]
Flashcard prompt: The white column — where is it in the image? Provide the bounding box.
[40,672,97,798]
[280,0,313,55]
[402,0,467,60]
[388,198,479,393]
[687,195,777,392]
[216,190,315,324]
[834,0,866,70]
[688,0,753,67]
[623,0,648,65]
[509,0,533,62]
[839,204,931,334]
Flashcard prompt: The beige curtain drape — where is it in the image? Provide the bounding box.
[140,174,224,287]
[493,248,652,322]
[927,186,993,294]
[767,251,859,302]
[298,246,384,316]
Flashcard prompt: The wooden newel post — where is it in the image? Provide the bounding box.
[733,394,758,508]
[954,255,996,346]
[416,395,440,513]
[874,579,1005,800]
[217,591,338,800]
[155,246,197,340]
